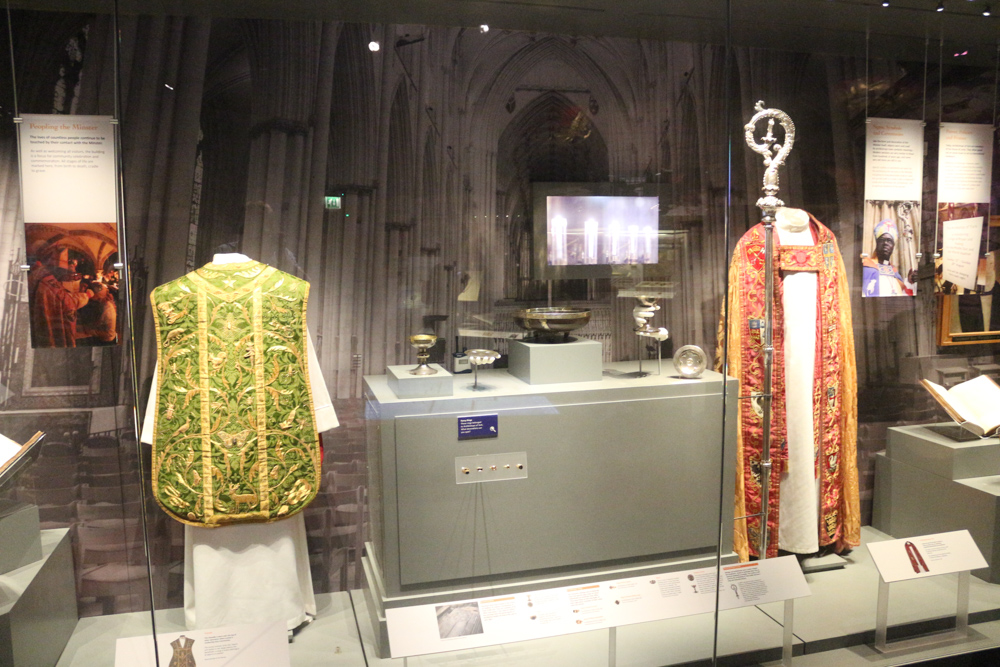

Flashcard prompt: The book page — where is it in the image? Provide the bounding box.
[948,375,1000,433]
[0,432,23,470]
[921,379,974,426]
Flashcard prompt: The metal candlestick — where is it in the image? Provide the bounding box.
[633,295,669,377]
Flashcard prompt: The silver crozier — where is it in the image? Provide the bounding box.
[743,101,795,560]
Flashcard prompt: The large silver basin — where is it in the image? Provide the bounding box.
[513,307,591,342]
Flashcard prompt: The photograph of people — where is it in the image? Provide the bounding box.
[861,201,919,297]
[24,222,120,348]
[862,218,913,297]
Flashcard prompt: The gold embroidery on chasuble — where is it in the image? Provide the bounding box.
[150,260,320,526]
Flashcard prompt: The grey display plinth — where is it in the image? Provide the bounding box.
[387,364,453,398]
[0,502,41,575]
[363,362,737,657]
[0,529,77,667]
[508,338,602,384]
[873,424,1000,583]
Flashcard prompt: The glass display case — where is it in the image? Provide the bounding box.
[3,0,1000,665]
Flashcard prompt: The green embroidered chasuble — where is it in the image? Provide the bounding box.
[150,260,320,526]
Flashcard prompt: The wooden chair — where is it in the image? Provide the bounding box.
[81,483,140,504]
[75,518,150,614]
[329,471,367,493]
[76,501,141,522]
[323,483,366,589]
[82,459,123,476]
[16,485,78,506]
[83,472,126,488]
[37,502,76,526]
[81,435,118,451]
[39,441,77,459]
[303,506,349,592]
[23,463,79,488]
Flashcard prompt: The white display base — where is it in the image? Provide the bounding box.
[799,553,846,574]
[382,556,809,659]
[508,338,602,385]
[387,364,453,398]
[49,528,1000,667]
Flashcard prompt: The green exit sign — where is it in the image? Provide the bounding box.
[324,196,342,210]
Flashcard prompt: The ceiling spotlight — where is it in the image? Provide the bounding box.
[881,0,889,6]
[985,3,992,14]
[937,1,944,10]
[368,40,380,52]
[479,24,490,33]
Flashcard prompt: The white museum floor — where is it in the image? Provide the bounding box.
[54,527,1000,667]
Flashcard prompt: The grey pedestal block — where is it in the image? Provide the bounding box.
[885,424,1000,480]
[508,338,603,384]
[873,424,1000,583]
[0,529,77,667]
[362,363,738,656]
[0,502,42,575]
[387,364,453,398]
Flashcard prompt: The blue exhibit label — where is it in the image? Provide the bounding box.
[458,414,499,440]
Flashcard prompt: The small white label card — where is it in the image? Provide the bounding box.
[718,557,811,610]
[867,530,987,583]
[385,556,809,658]
[114,620,290,667]
[942,216,986,291]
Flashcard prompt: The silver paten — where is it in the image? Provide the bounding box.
[672,345,707,379]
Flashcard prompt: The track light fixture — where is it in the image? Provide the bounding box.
[937,1,944,11]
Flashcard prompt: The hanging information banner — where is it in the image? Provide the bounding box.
[17,114,121,349]
[862,118,924,297]
[385,556,810,658]
[938,123,993,203]
[936,123,994,295]
[18,114,118,223]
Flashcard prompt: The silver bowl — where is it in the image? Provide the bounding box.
[513,307,591,343]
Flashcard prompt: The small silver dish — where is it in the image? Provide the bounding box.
[672,345,707,379]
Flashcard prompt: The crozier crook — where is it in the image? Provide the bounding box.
[744,101,796,215]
